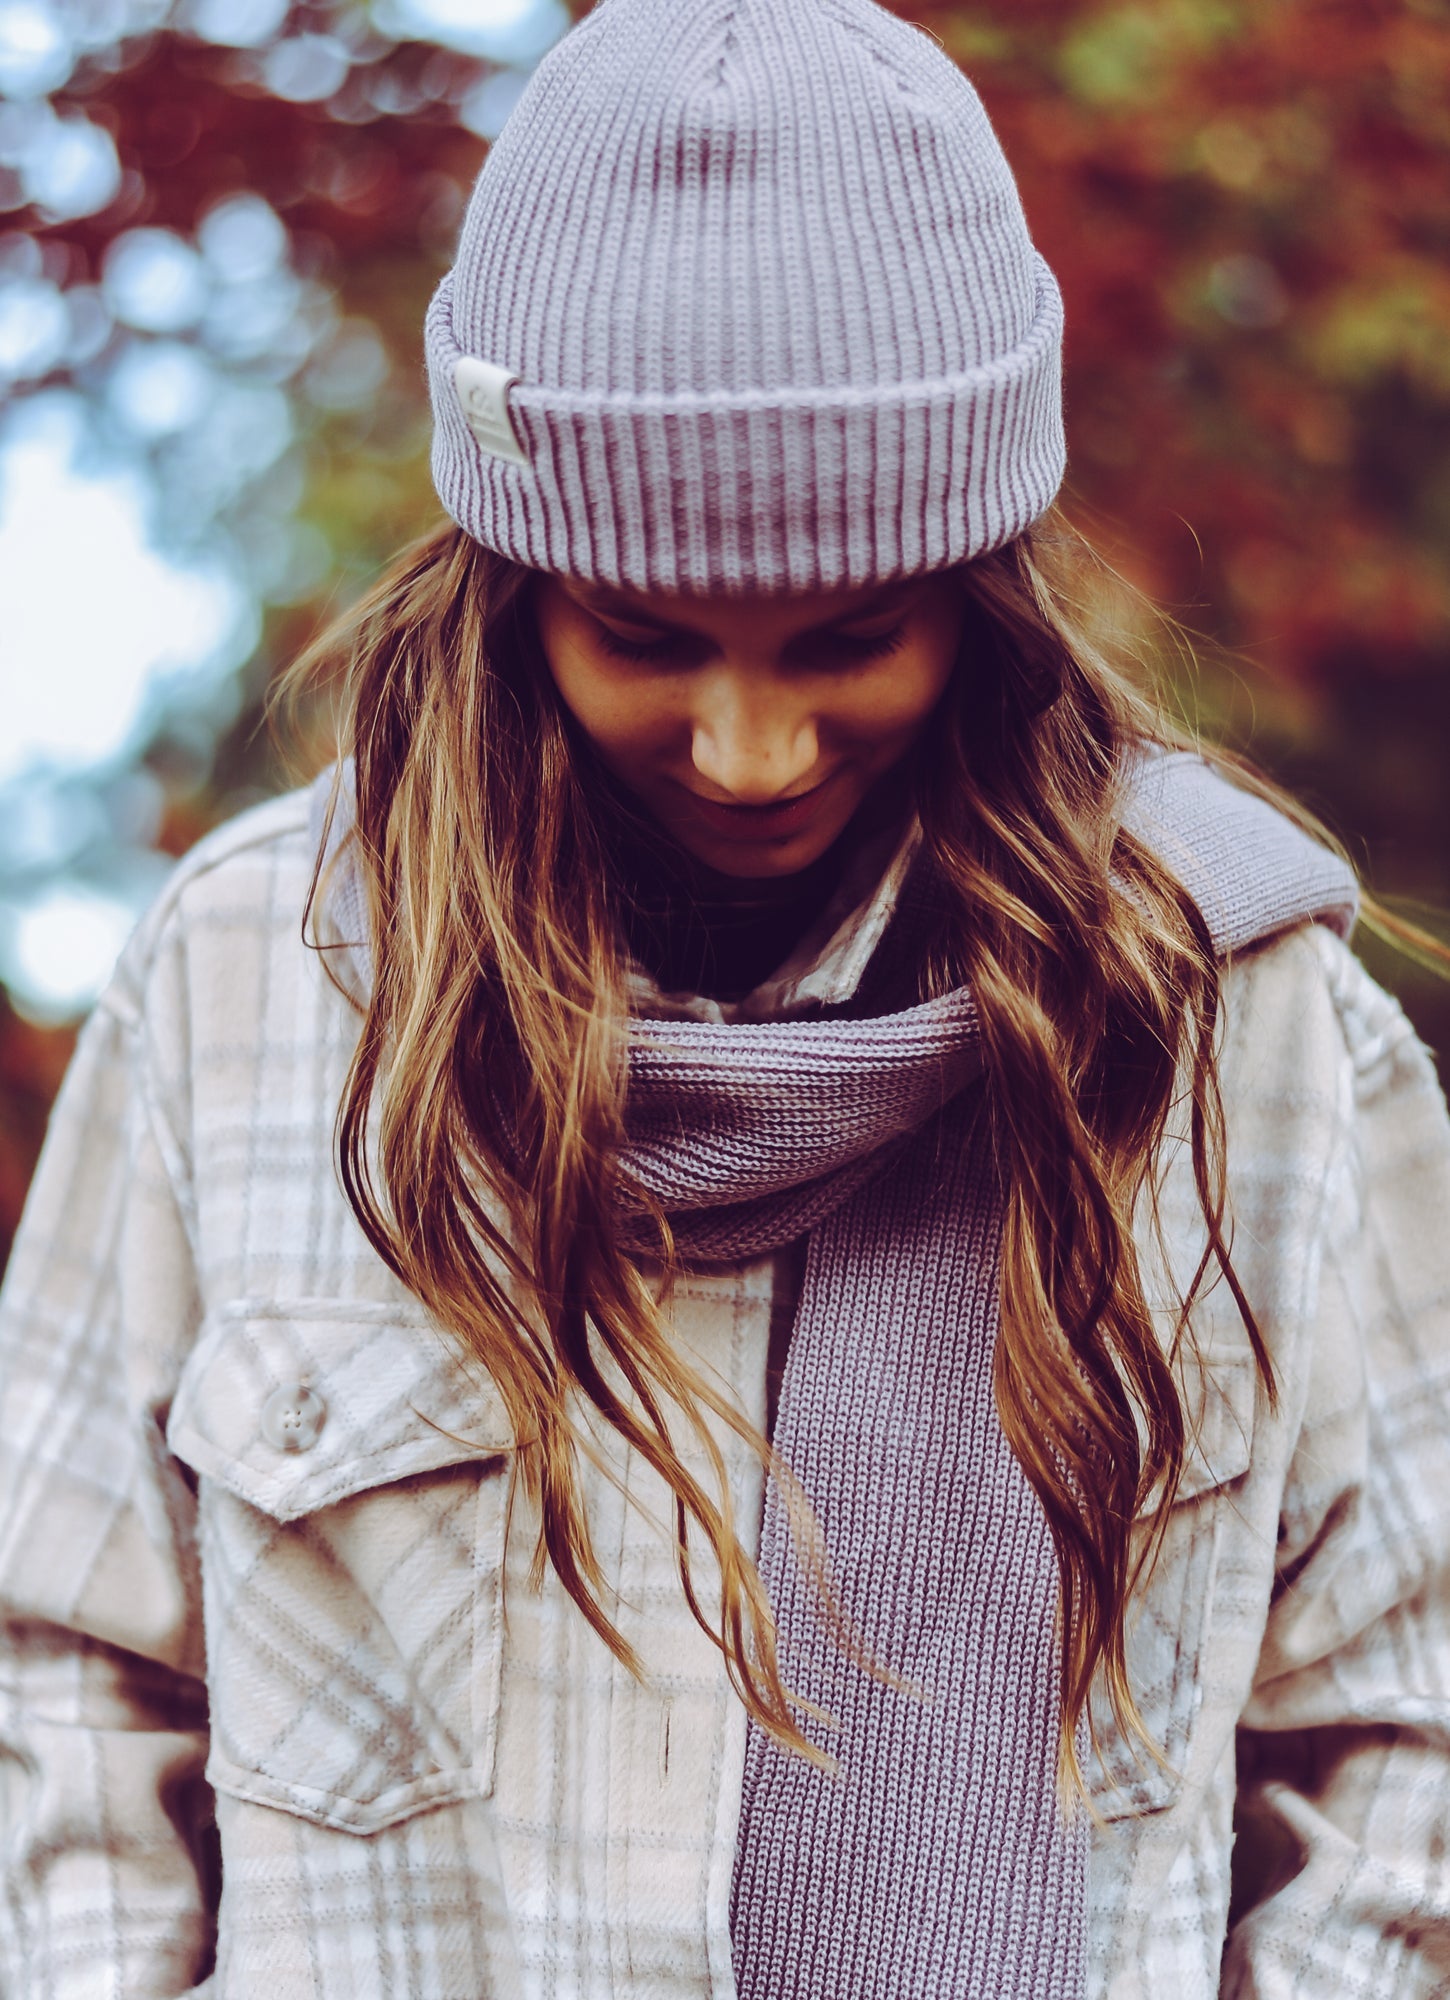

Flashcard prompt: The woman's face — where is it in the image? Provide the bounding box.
[534,574,963,878]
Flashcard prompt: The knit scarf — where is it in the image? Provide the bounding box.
[310,751,1357,2000]
[624,992,1056,1997]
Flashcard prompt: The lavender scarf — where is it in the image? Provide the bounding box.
[312,752,1357,2000]
[624,993,1073,1997]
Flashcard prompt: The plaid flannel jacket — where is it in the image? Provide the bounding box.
[3,787,1450,2000]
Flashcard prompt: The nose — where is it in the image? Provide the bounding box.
[690,675,819,802]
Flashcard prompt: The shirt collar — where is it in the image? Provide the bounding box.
[627,816,922,1024]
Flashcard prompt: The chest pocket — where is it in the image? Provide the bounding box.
[1085,1346,1257,1820]
[168,1298,514,1836]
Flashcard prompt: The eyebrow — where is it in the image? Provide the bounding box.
[566,581,916,635]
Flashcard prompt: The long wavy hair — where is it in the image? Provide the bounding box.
[280,508,1294,1790]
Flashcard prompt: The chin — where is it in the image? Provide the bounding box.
[680,827,843,878]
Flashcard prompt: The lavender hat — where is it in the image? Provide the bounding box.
[426,0,1066,594]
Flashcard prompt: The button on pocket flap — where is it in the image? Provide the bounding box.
[169,1299,514,1520]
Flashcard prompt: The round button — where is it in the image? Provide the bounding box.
[261,1382,327,1454]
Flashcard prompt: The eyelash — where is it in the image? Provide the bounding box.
[594,623,910,667]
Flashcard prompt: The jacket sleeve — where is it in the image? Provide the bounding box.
[1223,943,1450,1998]
[0,918,216,1996]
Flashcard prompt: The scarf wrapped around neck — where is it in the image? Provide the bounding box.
[310,750,1357,2000]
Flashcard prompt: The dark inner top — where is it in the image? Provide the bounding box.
[603,767,913,1005]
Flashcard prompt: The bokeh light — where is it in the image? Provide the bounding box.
[374,0,569,64]
[0,0,564,1027]
[0,882,154,1024]
[0,269,68,375]
[20,110,120,218]
[0,394,255,784]
[0,3,74,100]
[188,0,290,51]
[103,227,209,332]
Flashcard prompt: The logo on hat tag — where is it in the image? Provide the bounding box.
[454,357,530,467]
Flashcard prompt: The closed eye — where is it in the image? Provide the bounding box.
[793,623,909,668]
[594,623,701,665]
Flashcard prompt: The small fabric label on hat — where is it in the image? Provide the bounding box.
[454,356,530,466]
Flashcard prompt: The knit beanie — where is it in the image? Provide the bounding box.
[426,0,1066,594]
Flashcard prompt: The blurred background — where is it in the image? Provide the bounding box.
[2,0,1448,1265]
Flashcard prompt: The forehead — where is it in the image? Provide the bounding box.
[559,576,924,643]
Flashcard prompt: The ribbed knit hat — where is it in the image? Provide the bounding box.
[426,0,1065,594]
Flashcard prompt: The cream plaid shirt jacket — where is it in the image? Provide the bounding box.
[3,785,1450,1999]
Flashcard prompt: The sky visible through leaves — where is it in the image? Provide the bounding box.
[1,0,1448,1261]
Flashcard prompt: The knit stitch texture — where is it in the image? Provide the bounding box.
[622,996,1085,1998]
[612,760,1356,2000]
[310,752,1356,1999]
[426,0,1066,591]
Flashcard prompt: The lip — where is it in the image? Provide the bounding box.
[677,773,838,840]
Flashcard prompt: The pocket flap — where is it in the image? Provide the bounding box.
[169,1298,514,1520]
[1136,1346,1257,1520]
[1092,1348,1258,1819]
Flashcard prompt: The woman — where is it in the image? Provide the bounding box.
[3,1,1449,1994]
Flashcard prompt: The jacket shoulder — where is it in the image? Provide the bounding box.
[101,785,321,1031]
[1219,921,1434,1110]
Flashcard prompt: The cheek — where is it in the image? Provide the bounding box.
[546,644,678,765]
[835,650,956,751]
